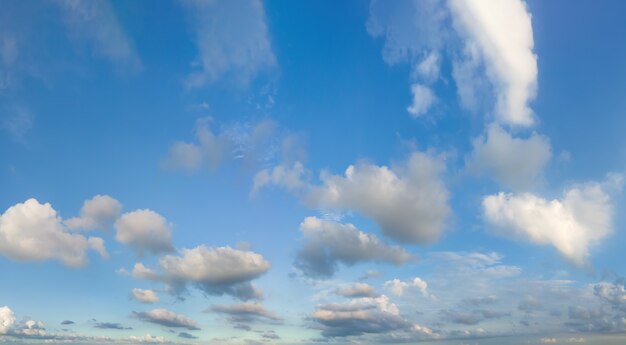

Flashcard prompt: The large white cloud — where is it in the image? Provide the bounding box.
[483,174,623,265]
[115,209,174,256]
[466,124,552,190]
[295,217,411,278]
[132,245,270,300]
[0,198,107,267]
[254,152,450,244]
[181,0,275,87]
[65,194,122,230]
[448,0,537,126]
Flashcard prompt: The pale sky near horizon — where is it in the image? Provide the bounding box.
[1,1,626,344]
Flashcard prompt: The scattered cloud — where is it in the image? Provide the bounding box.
[133,308,199,330]
[115,209,175,256]
[93,322,132,330]
[209,302,281,325]
[407,83,436,117]
[384,277,434,299]
[131,288,160,304]
[483,174,623,265]
[181,0,275,87]
[334,283,378,298]
[65,195,122,230]
[0,198,107,267]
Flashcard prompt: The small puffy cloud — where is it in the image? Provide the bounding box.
[0,306,16,335]
[209,302,281,324]
[0,198,107,267]
[384,277,433,299]
[54,0,141,70]
[255,152,450,244]
[407,83,436,117]
[483,174,623,265]
[311,295,414,337]
[448,0,537,126]
[132,245,270,300]
[131,288,160,304]
[65,195,122,230]
[294,217,412,278]
[115,209,175,256]
[181,0,275,87]
[335,283,378,298]
[133,308,199,330]
[466,124,551,190]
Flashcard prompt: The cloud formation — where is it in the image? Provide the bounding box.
[0,198,107,267]
[132,245,270,300]
[295,217,411,278]
[115,209,175,256]
[181,0,275,87]
[384,277,433,299]
[483,174,623,265]
[133,308,199,330]
[334,283,378,298]
[209,302,281,325]
[254,152,450,244]
[131,288,160,304]
[65,195,122,230]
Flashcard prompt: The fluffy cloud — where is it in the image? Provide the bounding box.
[163,118,229,172]
[407,83,436,117]
[311,295,414,337]
[132,245,270,300]
[54,0,141,70]
[449,0,537,126]
[335,283,378,298]
[466,124,552,190]
[181,0,275,87]
[133,308,199,330]
[65,195,122,230]
[209,302,281,325]
[0,306,15,335]
[115,209,174,256]
[255,152,450,244]
[483,174,623,265]
[0,198,107,267]
[294,217,411,278]
[384,277,433,299]
[131,288,160,304]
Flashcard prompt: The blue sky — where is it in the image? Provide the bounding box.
[1,0,626,344]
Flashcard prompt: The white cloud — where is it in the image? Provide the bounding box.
[182,0,275,87]
[483,174,623,265]
[407,83,436,117]
[413,51,440,82]
[295,217,411,278]
[466,124,551,190]
[448,0,537,126]
[254,152,450,244]
[131,288,159,304]
[133,308,199,330]
[0,198,107,267]
[384,277,433,298]
[65,195,122,230]
[163,118,229,172]
[0,306,15,335]
[133,245,270,300]
[335,283,378,298]
[54,0,141,70]
[115,209,174,256]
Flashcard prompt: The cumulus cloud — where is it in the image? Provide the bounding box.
[311,295,421,337]
[115,209,175,256]
[65,195,122,230]
[0,306,15,335]
[334,283,378,298]
[54,0,141,70]
[209,302,281,325]
[448,0,537,126]
[181,0,275,87]
[384,277,433,299]
[483,174,623,265]
[133,308,199,330]
[131,288,160,304]
[294,217,411,278]
[466,124,552,190]
[254,152,450,244]
[132,245,270,300]
[407,83,436,117]
[0,198,107,267]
